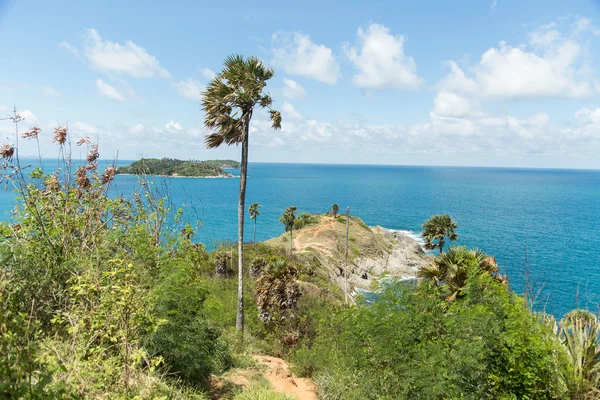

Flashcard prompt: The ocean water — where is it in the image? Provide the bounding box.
[1,160,599,317]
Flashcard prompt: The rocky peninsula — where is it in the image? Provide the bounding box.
[265,214,429,295]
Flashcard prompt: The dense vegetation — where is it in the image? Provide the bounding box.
[3,53,600,399]
[117,157,240,177]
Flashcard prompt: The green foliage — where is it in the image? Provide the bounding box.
[203,54,281,148]
[0,121,224,398]
[417,246,504,301]
[279,207,298,232]
[296,266,568,399]
[117,157,239,177]
[421,214,459,254]
[143,261,231,386]
[558,309,600,398]
[331,204,339,217]
[249,202,261,220]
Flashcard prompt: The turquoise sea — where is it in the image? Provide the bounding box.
[2,160,599,317]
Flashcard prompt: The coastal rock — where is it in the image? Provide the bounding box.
[265,215,429,298]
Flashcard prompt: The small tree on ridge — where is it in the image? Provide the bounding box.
[279,206,297,256]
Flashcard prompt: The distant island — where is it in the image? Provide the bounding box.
[116,158,240,178]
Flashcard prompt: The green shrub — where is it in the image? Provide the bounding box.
[297,268,567,399]
[143,260,230,386]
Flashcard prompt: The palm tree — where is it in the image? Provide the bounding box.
[559,309,600,398]
[255,259,300,324]
[279,206,297,256]
[203,54,281,334]
[248,202,260,244]
[421,214,459,254]
[417,246,501,300]
[332,203,339,218]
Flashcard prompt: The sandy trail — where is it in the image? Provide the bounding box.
[253,355,318,400]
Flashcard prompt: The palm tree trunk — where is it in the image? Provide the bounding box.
[253,218,257,244]
[289,228,293,257]
[235,114,250,333]
[439,239,445,254]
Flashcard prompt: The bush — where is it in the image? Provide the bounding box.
[296,268,567,399]
[143,261,230,386]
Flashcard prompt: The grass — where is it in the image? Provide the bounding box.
[233,380,296,400]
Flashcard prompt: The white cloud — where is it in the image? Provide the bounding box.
[59,41,80,57]
[74,29,170,78]
[432,92,474,117]
[282,102,303,120]
[176,79,203,101]
[96,79,125,102]
[42,86,59,97]
[72,121,97,135]
[165,120,183,133]
[19,109,38,123]
[129,124,145,133]
[345,23,422,90]
[271,31,340,84]
[439,18,597,100]
[201,68,216,80]
[282,78,306,99]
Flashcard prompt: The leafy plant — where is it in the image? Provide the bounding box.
[421,214,459,254]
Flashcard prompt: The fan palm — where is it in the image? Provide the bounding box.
[255,259,300,324]
[417,246,500,300]
[421,214,459,254]
[279,206,297,256]
[203,54,281,333]
[248,202,260,244]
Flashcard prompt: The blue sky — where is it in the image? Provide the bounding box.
[1,0,600,168]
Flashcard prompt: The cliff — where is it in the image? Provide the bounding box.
[264,214,429,295]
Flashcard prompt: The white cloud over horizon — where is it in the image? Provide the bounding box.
[62,29,171,79]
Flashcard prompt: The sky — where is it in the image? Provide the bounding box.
[1,0,600,168]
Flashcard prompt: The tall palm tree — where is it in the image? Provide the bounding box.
[203,54,281,333]
[248,202,260,244]
[279,206,297,256]
[417,246,501,300]
[421,214,459,254]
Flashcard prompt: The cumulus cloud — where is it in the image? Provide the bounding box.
[96,79,125,102]
[176,79,203,101]
[62,29,170,79]
[282,78,306,99]
[165,120,183,133]
[439,17,597,100]
[345,23,422,90]
[42,86,59,97]
[271,31,340,84]
[432,92,475,118]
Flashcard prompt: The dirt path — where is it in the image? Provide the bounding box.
[253,355,318,400]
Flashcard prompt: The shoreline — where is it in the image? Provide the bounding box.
[116,173,238,179]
